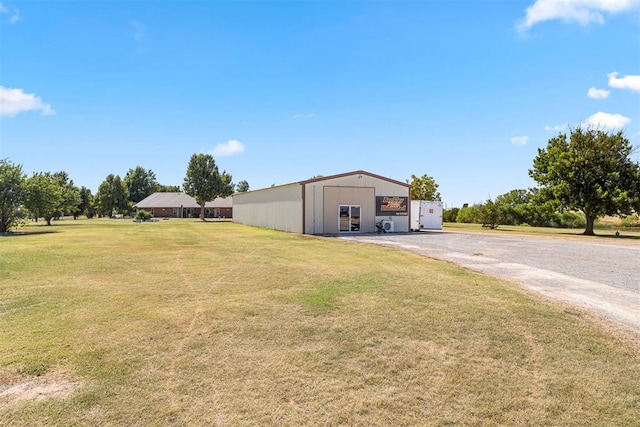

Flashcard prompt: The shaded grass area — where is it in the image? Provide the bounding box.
[1,219,639,425]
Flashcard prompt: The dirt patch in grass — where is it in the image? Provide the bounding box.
[0,369,79,405]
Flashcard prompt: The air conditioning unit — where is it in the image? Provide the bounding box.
[381,220,394,232]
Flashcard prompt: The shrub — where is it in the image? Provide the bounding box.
[621,214,640,227]
[443,208,459,222]
[456,205,482,223]
[135,210,153,222]
[479,199,501,229]
[551,211,586,228]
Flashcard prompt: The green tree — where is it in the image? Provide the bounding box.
[495,189,531,226]
[51,171,81,220]
[455,204,482,223]
[157,184,181,192]
[24,173,63,225]
[530,127,640,235]
[0,159,27,233]
[124,166,159,203]
[479,198,501,229]
[95,174,130,217]
[183,154,234,220]
[442,207,459,223]
[408,174,441,201]
[74,186,95,219]
[236,180,250,193]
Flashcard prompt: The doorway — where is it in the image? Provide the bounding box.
[339,205,361,232]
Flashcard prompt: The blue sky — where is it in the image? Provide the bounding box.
[1,0,639,207]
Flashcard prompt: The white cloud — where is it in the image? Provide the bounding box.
[0,86,54,117]
[544,123,568,132]
[608,72,640,93]
[510,135,529,145]
[0,2,20,23]
[585,112,631,129]
[517,0,640,31]
[587,87,610,99]
[211,140,245,157]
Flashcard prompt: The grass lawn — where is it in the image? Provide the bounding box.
[1,219,639,425]
[444,221,640,240]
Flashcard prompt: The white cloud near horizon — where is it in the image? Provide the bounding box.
[517,0,640,31]
[0,86,54,117]
[510,135,529,145]
[608,72,640,93]
[211,140,245,157]
[585,112,631,129]
[587,87,610,99]
[0,1,20,23]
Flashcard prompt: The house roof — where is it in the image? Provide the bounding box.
[205,196,233,208]
[134,193,232,209]
[134,193,199,208]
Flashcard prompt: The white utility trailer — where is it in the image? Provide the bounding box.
[410,200,443,231]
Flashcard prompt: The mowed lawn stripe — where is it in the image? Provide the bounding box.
[1,219,638,426]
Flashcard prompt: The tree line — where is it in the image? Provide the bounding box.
[411,127,639,235]
[2,128,639,234]
[1,153,250,232]
[442,127,640,235]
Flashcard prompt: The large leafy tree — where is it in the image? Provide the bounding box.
[183,154,234,220]
[495,189,532,226]
[25,173,63,225]
[51,171,81,220]
[530,127,639,235]
[74,186,95,219]
[95,174,130,217]
[0,159,27,233]
[124,166,159,203]
[408,173,441,201]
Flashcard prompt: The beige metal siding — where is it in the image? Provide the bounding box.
[304,173,410,233]
[304,183,324,234]
[322,187,375,233]
[233,184,303,233]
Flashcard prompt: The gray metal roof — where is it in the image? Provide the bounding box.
[134,193,199,208]
[300,170,411,187]
[133,193,234,209]
[205,196,233,208]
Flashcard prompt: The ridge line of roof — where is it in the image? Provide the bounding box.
[299,170,410,187]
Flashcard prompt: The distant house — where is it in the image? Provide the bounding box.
[206,195,233,218]
[134,192,233,218]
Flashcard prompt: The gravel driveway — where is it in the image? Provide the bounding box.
[338,231,640,334]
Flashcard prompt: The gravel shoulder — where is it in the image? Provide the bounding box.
[338,231,640,335]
